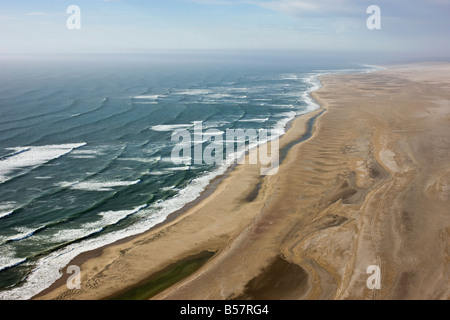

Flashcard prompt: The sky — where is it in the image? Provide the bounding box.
[0,0,449,58]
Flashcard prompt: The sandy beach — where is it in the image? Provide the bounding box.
[35,62,450,300]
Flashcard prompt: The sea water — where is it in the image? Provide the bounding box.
[0,53,377,299]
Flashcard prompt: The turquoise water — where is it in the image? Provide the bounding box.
[0,54,375,299]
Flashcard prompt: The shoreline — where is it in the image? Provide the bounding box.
[34,62,450,300]
[32,75,329,300]
[152,62,450,300]
[32,159,237,299]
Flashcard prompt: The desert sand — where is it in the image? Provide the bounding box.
[36,62,450,300]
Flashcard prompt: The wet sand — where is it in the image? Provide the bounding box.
[36,62,450,300]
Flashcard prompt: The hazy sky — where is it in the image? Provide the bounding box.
[1,0,449,57]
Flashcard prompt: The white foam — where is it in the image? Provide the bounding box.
[148,170,166,175]
[117,157,161,163]
[0,245,26,272]
[134,101,159,105]
[206,93,233,99]
[361,64,386,73]
[0,143,87,184]
[133,95,160,100]
[267,104,294,108]
[0,211,13,219]
[279,74,299,80]
[161,186,177,192]
[196,130,225,137]
[0,201,16,213]
[273,111,297,118]
[225,87,247,93]
[2,147,31,158]
[47,205,148,243]
[301,74,322,112]
[266,73,323,138]
[7,226,44,242]
[150,124,193,132]
[159,157,176,163]
[70,147,107,157]
[58,180,141,192]
[238,118,269,123]
[202,121,231,128]
[174,89,210,95]
[166,166,191,171]
[0,203,16,219]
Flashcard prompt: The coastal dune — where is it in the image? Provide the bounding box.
[36,63,450,300]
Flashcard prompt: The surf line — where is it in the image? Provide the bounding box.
[170,121,280,176]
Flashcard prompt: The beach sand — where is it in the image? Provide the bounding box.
[36,62,450,300]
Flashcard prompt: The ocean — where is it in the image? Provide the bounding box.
[0,53,377,299]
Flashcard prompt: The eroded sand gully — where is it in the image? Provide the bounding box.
[37,63,450,300]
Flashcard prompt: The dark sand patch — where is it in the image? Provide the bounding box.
[235,256,309,300]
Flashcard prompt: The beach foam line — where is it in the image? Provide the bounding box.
[166,166,191,171]
[266,104,295,108]
[0,259,27,273]
[0,143,87,184]
[87,204,148,230]
[272,111,300,135]
[0,163,230,300]
[57,180,141,192]
[150,124,194,132]
[132,95,160,100]
[6,226,46,243]
[161,186,178,192]
[0,147,31,160]
[299,74,323,112]
[41,204,149,244]
[238,118,269,123]
[0,203,151,300]
[194,130,225,136]
[202,121,231,128]
[0,202,16,220]
[0,211,13,219]
[148,171,167,175]
[279,74,300,80]
[0,246,27,272]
